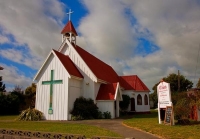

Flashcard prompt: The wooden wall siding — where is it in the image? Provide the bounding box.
[68,78,82,120]
[65,40,97,82]
[97,101,115,119]
[35,53,70,120]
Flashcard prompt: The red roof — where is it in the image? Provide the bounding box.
[74,45,119,83]
[53,50,83,79]
[61,21,78,36]
[120,75,149,92]
[0,66,3,70]
[96,83,118,100]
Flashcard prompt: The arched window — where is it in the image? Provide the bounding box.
[137,94,142,105]
[144,94,148,105]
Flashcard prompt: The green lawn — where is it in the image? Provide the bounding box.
[0,115,121,138]
[123,110,200,139]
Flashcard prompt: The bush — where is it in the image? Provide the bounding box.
[103,111,111,119]
[70,97,98,120]
[119,95,130,110]
[17,108,43,121]
[0,92,20,115]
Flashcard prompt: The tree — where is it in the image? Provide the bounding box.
[119,95,130,111]
[150,73,193,108]
[25,83,36,95]
[196,78,200,88]
[0,76,6,92]
[24,83,37,109]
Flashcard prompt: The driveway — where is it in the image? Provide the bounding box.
[68,119,163,139]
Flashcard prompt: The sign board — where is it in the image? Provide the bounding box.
[164,106,173,125]
[157,81,174,125]
[157,81,171,108]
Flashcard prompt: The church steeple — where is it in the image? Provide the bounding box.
[61,9,77,45]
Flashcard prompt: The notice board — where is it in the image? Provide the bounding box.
[164,106,173,125]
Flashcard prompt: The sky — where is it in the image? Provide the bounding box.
[0,0,200,92]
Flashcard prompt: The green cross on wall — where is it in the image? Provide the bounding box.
[42,70,63,114]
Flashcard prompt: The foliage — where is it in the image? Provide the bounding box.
[174,93,191,120]
[70,97,99,120]
[150,73,193,108]
[24,83,36,108]
[25,83,36,95]
[16,108,43,121]
[71,115,84,120]
[119,95,130,110]
[103,111,111,119]
[0,76,6,92]
[196,78,200,88]
[97,111,103,119]
[0,92,20,115]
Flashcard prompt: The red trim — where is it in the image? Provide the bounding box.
[61,21,78,36]
[119,75,149,91]
[53,50,83,78]
[96,83,118,100]
[74,45,119,83]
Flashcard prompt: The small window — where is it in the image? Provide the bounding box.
[144,94,148,105]
[137,94,142,105]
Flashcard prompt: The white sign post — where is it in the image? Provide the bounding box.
[157,81,174,125]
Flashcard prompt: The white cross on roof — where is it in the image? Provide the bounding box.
[67,9,73,21]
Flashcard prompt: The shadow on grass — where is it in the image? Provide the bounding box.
[118,110,158,119]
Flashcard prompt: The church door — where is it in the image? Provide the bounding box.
[131,98,135,111]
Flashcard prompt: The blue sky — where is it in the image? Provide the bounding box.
[0,0,200,92]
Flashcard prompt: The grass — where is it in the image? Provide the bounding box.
[123,110,200,139]
[0,115,121,138]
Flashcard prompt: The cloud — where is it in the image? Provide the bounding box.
[1,0,200,92]
[0,48,41,69]
[0,63,32,91]
[77,0,200,91]
[0,35,9,44]
[0,0,65,60]
[78,0,137,61]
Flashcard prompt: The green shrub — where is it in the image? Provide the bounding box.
[71,115,84,121]
[119,95,130,110]
[70,97,98,120]
[97,111,103,119]
[103,111,111,119]
[17,108,43,121]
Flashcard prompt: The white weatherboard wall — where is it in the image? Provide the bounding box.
[68,78,82,120]
[97,101,115,118]
[35,53,70,120]
[64,40,97,82]
[135,92,150,112]
[122,90,150,112]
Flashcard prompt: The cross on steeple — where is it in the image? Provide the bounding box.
[67,9,73,21]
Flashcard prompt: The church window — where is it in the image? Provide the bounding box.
[144,94,148,105]
[137,94,142,105]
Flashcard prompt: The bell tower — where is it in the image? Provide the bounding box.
[61,9,78,45]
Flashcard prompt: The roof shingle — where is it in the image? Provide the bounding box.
[74,45,119,83]
[96,83,118,100]
[120,75,149,92]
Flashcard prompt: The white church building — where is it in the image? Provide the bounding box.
[33,18,150,120]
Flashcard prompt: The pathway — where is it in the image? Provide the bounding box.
[68,119,163,139]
